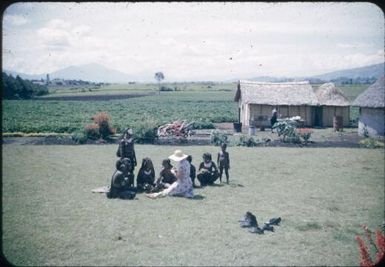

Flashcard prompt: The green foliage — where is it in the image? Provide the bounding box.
[235,135,265,147]
[2,72,48,99]
[132,117,159,144]
[359,138,385,149]
[210,130,228,146]
[2,89,237,134]
[273,120,300,143]
[71,130,88,144]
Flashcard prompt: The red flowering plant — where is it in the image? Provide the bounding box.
[84,112,116,141]
[355,224,385,267]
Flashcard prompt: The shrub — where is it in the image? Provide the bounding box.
[84,124,100,140]
[297,128,313,143]
[133,117,160,144]
[91,112,116,140]
[71,130,88,144]
[273,120,300,143]
[210,130,228,146]
[193,121,215,129]
[359,138,385,149]
[235,135,265,147]
[160,86,174,91]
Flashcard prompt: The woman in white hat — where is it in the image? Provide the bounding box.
[146,149,194,199]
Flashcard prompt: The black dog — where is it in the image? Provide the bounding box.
[239,212,258,228]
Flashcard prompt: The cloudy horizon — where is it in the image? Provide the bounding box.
[2,2,384,82]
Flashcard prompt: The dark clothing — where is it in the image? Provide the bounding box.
[117,138,137,167]
[154,168,176,191]
[197,161,219,186]
[190,164,196,185]
[107,169,135,199]
[137,168,155,192]
[270,111,278,128]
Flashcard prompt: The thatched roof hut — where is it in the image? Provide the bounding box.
[235,80,319,127]
[315,83,350,106]
[352,76,385,108]
[352,76,384,137]
[314,83,350,127]
[234,80,318,105]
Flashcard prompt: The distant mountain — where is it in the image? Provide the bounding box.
[241,63,384,83]
[308,63,384,81]
[4,70,46,80]
[49,63,134,83]
[4,63,136,83]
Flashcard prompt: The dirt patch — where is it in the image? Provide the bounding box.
[34,92,154,101]
[1,124,377,148]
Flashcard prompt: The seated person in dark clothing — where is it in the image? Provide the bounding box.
[186,155,198,188]
[154,159,177,191]
[197,153,219,186]
[136,157,156,193]
[107,157,136,199]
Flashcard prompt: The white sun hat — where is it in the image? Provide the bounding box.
[168,149,188,162]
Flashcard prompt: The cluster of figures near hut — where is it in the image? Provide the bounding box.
[101,128,230,200]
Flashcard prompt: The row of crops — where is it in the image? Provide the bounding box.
[2,90,238,135]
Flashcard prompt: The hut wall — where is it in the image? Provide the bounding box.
[322,106,350,127]
[358,108,385,137]
[246,104,313,126]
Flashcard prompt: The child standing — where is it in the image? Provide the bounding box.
[217,143,230,184]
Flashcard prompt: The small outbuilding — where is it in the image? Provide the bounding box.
[352,76,385,137]
[234,80,319,127]
[314,83,350,127]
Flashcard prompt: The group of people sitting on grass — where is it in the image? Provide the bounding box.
[106,128,230,200]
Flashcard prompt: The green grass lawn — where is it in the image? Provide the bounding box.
[2,144,384,266]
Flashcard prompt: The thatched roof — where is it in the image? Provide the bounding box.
[352,76,385,108]
[234,80,319,106]
[315,83,350,106]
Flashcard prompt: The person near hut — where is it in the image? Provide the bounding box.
[270,108,278,132]
[154,159,177,190]
[146,149,194,199]
[107,157,136,199]
[197,152,219,186]
[217,143,230,184]
[117,128,137,169]
[136,157,156,193]
[186,155,198,188]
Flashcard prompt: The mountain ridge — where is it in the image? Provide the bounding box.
[4,62,384,83]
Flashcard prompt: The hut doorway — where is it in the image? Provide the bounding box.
[313,106,323,127]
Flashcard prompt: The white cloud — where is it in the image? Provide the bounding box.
[2,2,384,80]
[3,14,28,26]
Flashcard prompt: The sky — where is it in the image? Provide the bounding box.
[2,2,384,82]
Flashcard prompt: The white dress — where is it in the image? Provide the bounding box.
[159,159,193,198]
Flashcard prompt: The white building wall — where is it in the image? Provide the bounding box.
[358,108,385,137]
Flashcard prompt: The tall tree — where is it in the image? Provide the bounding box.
[154,72,164,95]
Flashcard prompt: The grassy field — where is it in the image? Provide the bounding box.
[2,82,369,135]
[2,144,384,266]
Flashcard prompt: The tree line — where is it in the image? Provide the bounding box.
[2,72,49,99]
